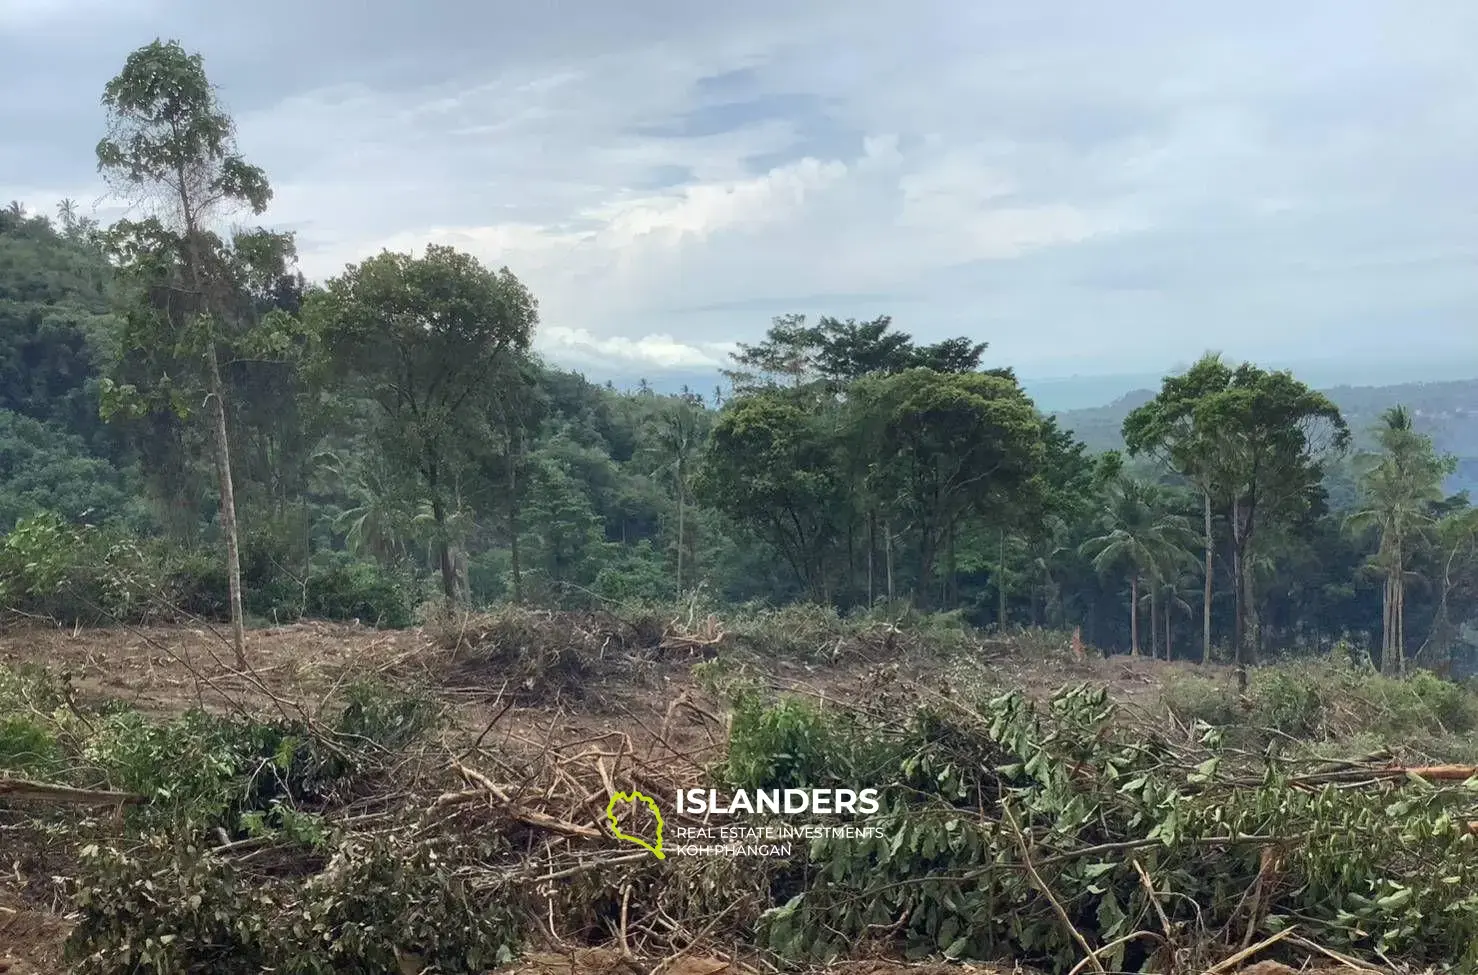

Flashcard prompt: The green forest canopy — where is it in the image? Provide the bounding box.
[3,41,1478,677]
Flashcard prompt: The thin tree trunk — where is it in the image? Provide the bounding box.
[675,466,685,598]
[1397,572,1407,676]
[997,528,1007,627]
[178,196,245,667]
[1202,490,1213,664]
[1149,584,1159,660]
[206,344,246,668]
[1158,593,1170,661]
[944,520,958,610]
[867,509,876,605]
[1240,544,1259,666]
[1129,574,1140,657]
[885,518,894,603]
[430,493,456,604]
[1231,545,1244,662]
[508,455,522,604]
[1381,576,1393,672]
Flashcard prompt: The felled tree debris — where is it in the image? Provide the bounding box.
[0,776,143,808]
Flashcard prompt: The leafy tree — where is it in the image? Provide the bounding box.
[693,393,847,601]
[1128,361,1349,667]
[855,369,1044,609]
[723,314,826,392]
[1123,353,1238,663]
[304,245,536,604]
[1347,406,1454,673]
[95,39,276,664]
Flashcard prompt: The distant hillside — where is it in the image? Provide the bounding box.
[1054,377,1478,495]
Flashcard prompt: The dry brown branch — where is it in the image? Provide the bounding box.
[0,776,143,807]
[1201,928,1296,975]
[448,760,602,839]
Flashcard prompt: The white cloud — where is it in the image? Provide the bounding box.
[0,0,155,28]
[539,326,723,370]
[9,0,1478,377]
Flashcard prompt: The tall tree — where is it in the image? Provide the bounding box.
[55,198,78,232]
[304,246,537,604]
[1347,406,1453,673]
[95,39,274,665]
[644,394,703,597]
[1123,353,1237,664]
[1198,365,1350,668]
[693,392,847,602]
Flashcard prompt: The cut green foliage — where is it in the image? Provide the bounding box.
[738,685,1478,971]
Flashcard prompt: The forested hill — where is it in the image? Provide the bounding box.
[1057,379,1478,493]
[5,155,1478,676]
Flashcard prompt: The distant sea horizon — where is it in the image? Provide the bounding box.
[546,356,1478,415]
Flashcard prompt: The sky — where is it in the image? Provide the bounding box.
[3,0,1477,397]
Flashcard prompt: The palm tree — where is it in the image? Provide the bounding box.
[1080,477,1199,656]
[1150,570,1196,661]
[645,397,703,597]
[1347,406,1452,674]
[315,449,418,565]
[56,197,78,230]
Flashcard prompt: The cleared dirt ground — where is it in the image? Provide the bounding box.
[0,618,1241,974]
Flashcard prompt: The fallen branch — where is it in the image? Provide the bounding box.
[0,776,143,807]
[445,760,602,839]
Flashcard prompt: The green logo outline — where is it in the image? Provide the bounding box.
[606,789,665,859]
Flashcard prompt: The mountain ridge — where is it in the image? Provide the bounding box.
[1053,376,1478,494]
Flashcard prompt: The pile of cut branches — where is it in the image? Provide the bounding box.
[5,641,1477,975]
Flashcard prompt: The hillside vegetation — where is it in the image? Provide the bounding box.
[3,37,1478,975]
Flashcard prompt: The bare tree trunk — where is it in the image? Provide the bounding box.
[1381,576,1393,672]
[430,493,457,604]
[1240,545,1259,666]
[1129,574,1140,657]
[867,509,876,605]
[884,518,894,603]
[179,201,245,666]
[1165,596,1173,661]
[996,528,1007,627]
[206,343,246,668]
[1202,490,1213,664]
[675,467,685,598]
[1397,572,1407,676]
[1149,583,1159,660]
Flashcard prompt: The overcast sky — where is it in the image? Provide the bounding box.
[3,1,1476,385]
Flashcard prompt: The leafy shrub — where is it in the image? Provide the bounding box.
[161,546,230,619]
[15,679,433,833]
[69,840,278,974]
[302,555,412,627]
[1254,669,1325,737]
[0,511,163,623]
[591,538,671,606]
[1161,674,1240,727]
[0,714,63,776]
[67,836,521,975]
[724,695,844,790]
[1161,656,1478,746]
[331,678,439,755]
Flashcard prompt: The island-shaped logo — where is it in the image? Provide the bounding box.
[605,789,665,859]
